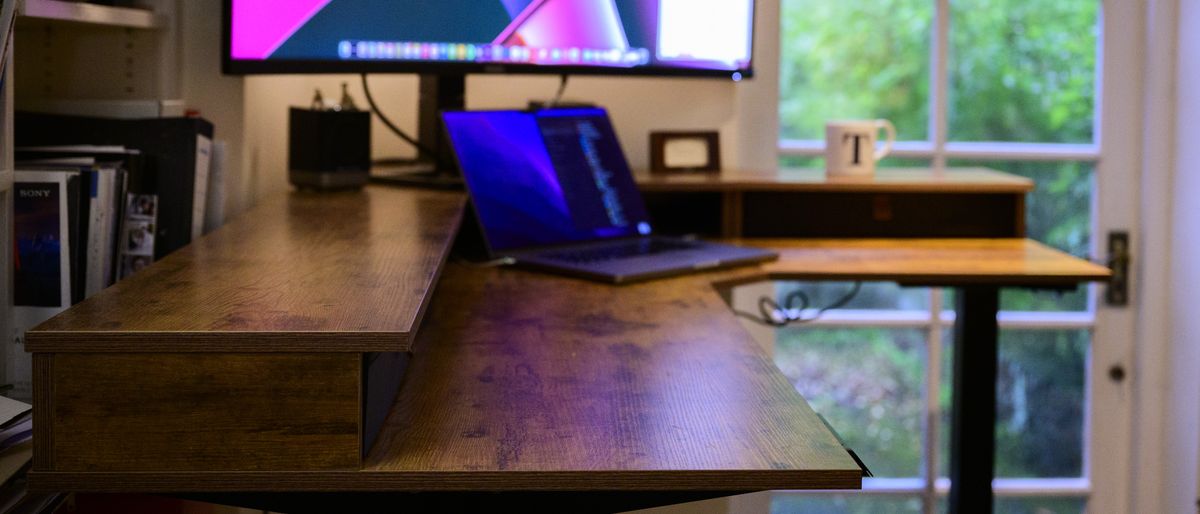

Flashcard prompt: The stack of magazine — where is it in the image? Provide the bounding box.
[0,396,63,514]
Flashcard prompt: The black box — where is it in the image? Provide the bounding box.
[289,108,371,190]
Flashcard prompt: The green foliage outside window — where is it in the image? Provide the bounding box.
[949,0,1097,143]
[774,0,1099,503]
[779,0,931,141]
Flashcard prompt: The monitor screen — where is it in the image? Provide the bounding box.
[225,0,755,77]
[443,108,651,252]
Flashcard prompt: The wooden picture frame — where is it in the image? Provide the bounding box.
[650,131,721,174]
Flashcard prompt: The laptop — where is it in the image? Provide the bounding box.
[442,107,777,284]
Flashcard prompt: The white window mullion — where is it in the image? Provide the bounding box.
[931,0,950,171]
[943,142,1101,161]
[779,139,937,159]
[925,289,946,514]
[938,310,1097,329]
[925,0,950,509]
[933,477,1092,496]
[784,309,933,327]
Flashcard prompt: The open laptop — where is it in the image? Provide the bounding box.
[442,107,776,284]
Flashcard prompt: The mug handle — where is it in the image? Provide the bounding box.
[874,119,896,160]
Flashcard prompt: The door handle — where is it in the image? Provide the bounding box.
[1105,231,1130,306]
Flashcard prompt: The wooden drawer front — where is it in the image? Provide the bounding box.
[742,192,1024,238]
[36,353,361,472]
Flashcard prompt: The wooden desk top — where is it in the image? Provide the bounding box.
[25,185,1104,354]
[634,168,1034,194]
[356,264,862,491]
[25,187,1111,495]
[736,238,1111,287]
[25,187,465,353]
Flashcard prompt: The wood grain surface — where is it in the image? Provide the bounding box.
[634,168,1034,193]
[729,238,1111,287]
[25,185,1114,495]
[25,188,465,353]
[360,264,863,491]
[43,353,361,472]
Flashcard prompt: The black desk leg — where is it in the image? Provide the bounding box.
[948,286,1000,514]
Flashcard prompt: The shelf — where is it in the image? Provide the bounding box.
[20,0,160,30]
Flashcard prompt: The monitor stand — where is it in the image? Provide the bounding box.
[370,73,465,190]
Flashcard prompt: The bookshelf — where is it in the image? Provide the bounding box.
[20,0,161,30]
[13,0,179,112]
[3,0,181,394]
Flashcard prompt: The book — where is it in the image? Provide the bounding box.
[18,147,145,287]
[204,140,228,234]
[10,172,72,400]
[15,113,214,260]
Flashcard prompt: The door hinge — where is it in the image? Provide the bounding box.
[1106,231,1130,306]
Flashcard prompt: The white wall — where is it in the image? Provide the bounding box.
[240,74,748,202]
[237,0,780,212]
[179,0,248,218]
[1166,0,1200,510]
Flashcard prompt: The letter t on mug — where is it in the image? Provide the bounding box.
[825,119,897,177]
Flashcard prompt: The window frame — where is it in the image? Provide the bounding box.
[769,0,1137,511]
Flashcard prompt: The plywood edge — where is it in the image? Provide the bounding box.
[404,198,466,349]
[23,331,415,353]
[28,470,862,494]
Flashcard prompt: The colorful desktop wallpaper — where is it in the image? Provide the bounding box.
[230,0,753,72]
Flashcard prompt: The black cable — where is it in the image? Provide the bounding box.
[816,281,862,314]
[549,74,569,107]
[360,73,438,159]
[734,282,863,327]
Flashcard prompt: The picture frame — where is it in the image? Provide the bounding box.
[649,131,721,174]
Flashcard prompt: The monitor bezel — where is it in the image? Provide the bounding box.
[221,0,755,79]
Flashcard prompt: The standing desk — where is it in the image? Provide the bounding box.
[24,175,1108,513]
[634,168,1111,513]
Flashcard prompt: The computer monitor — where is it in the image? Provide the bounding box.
[222,0,756,177]
[223,0,755,78]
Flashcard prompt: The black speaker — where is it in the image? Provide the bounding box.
[288,108,371,190]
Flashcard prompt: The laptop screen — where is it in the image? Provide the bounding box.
[444,108,651,252]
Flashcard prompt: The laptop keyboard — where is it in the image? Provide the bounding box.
[544,239,700,264]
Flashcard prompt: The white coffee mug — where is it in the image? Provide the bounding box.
[825,119,897,177]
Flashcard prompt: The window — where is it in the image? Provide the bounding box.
[774,0,1100,512]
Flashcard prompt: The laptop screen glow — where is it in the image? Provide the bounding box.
[444,108,651,252]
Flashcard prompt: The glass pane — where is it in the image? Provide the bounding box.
[773,494,924,514]
[775,327,927,478]
[996,497,1087,514]
[939,329,1088,478]
[780,156,823,168]
[937,497,1086,514]
[775,282,929,311]
[948,0,1098,143]
[950,161,1094,312]
[779,0,931,141]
